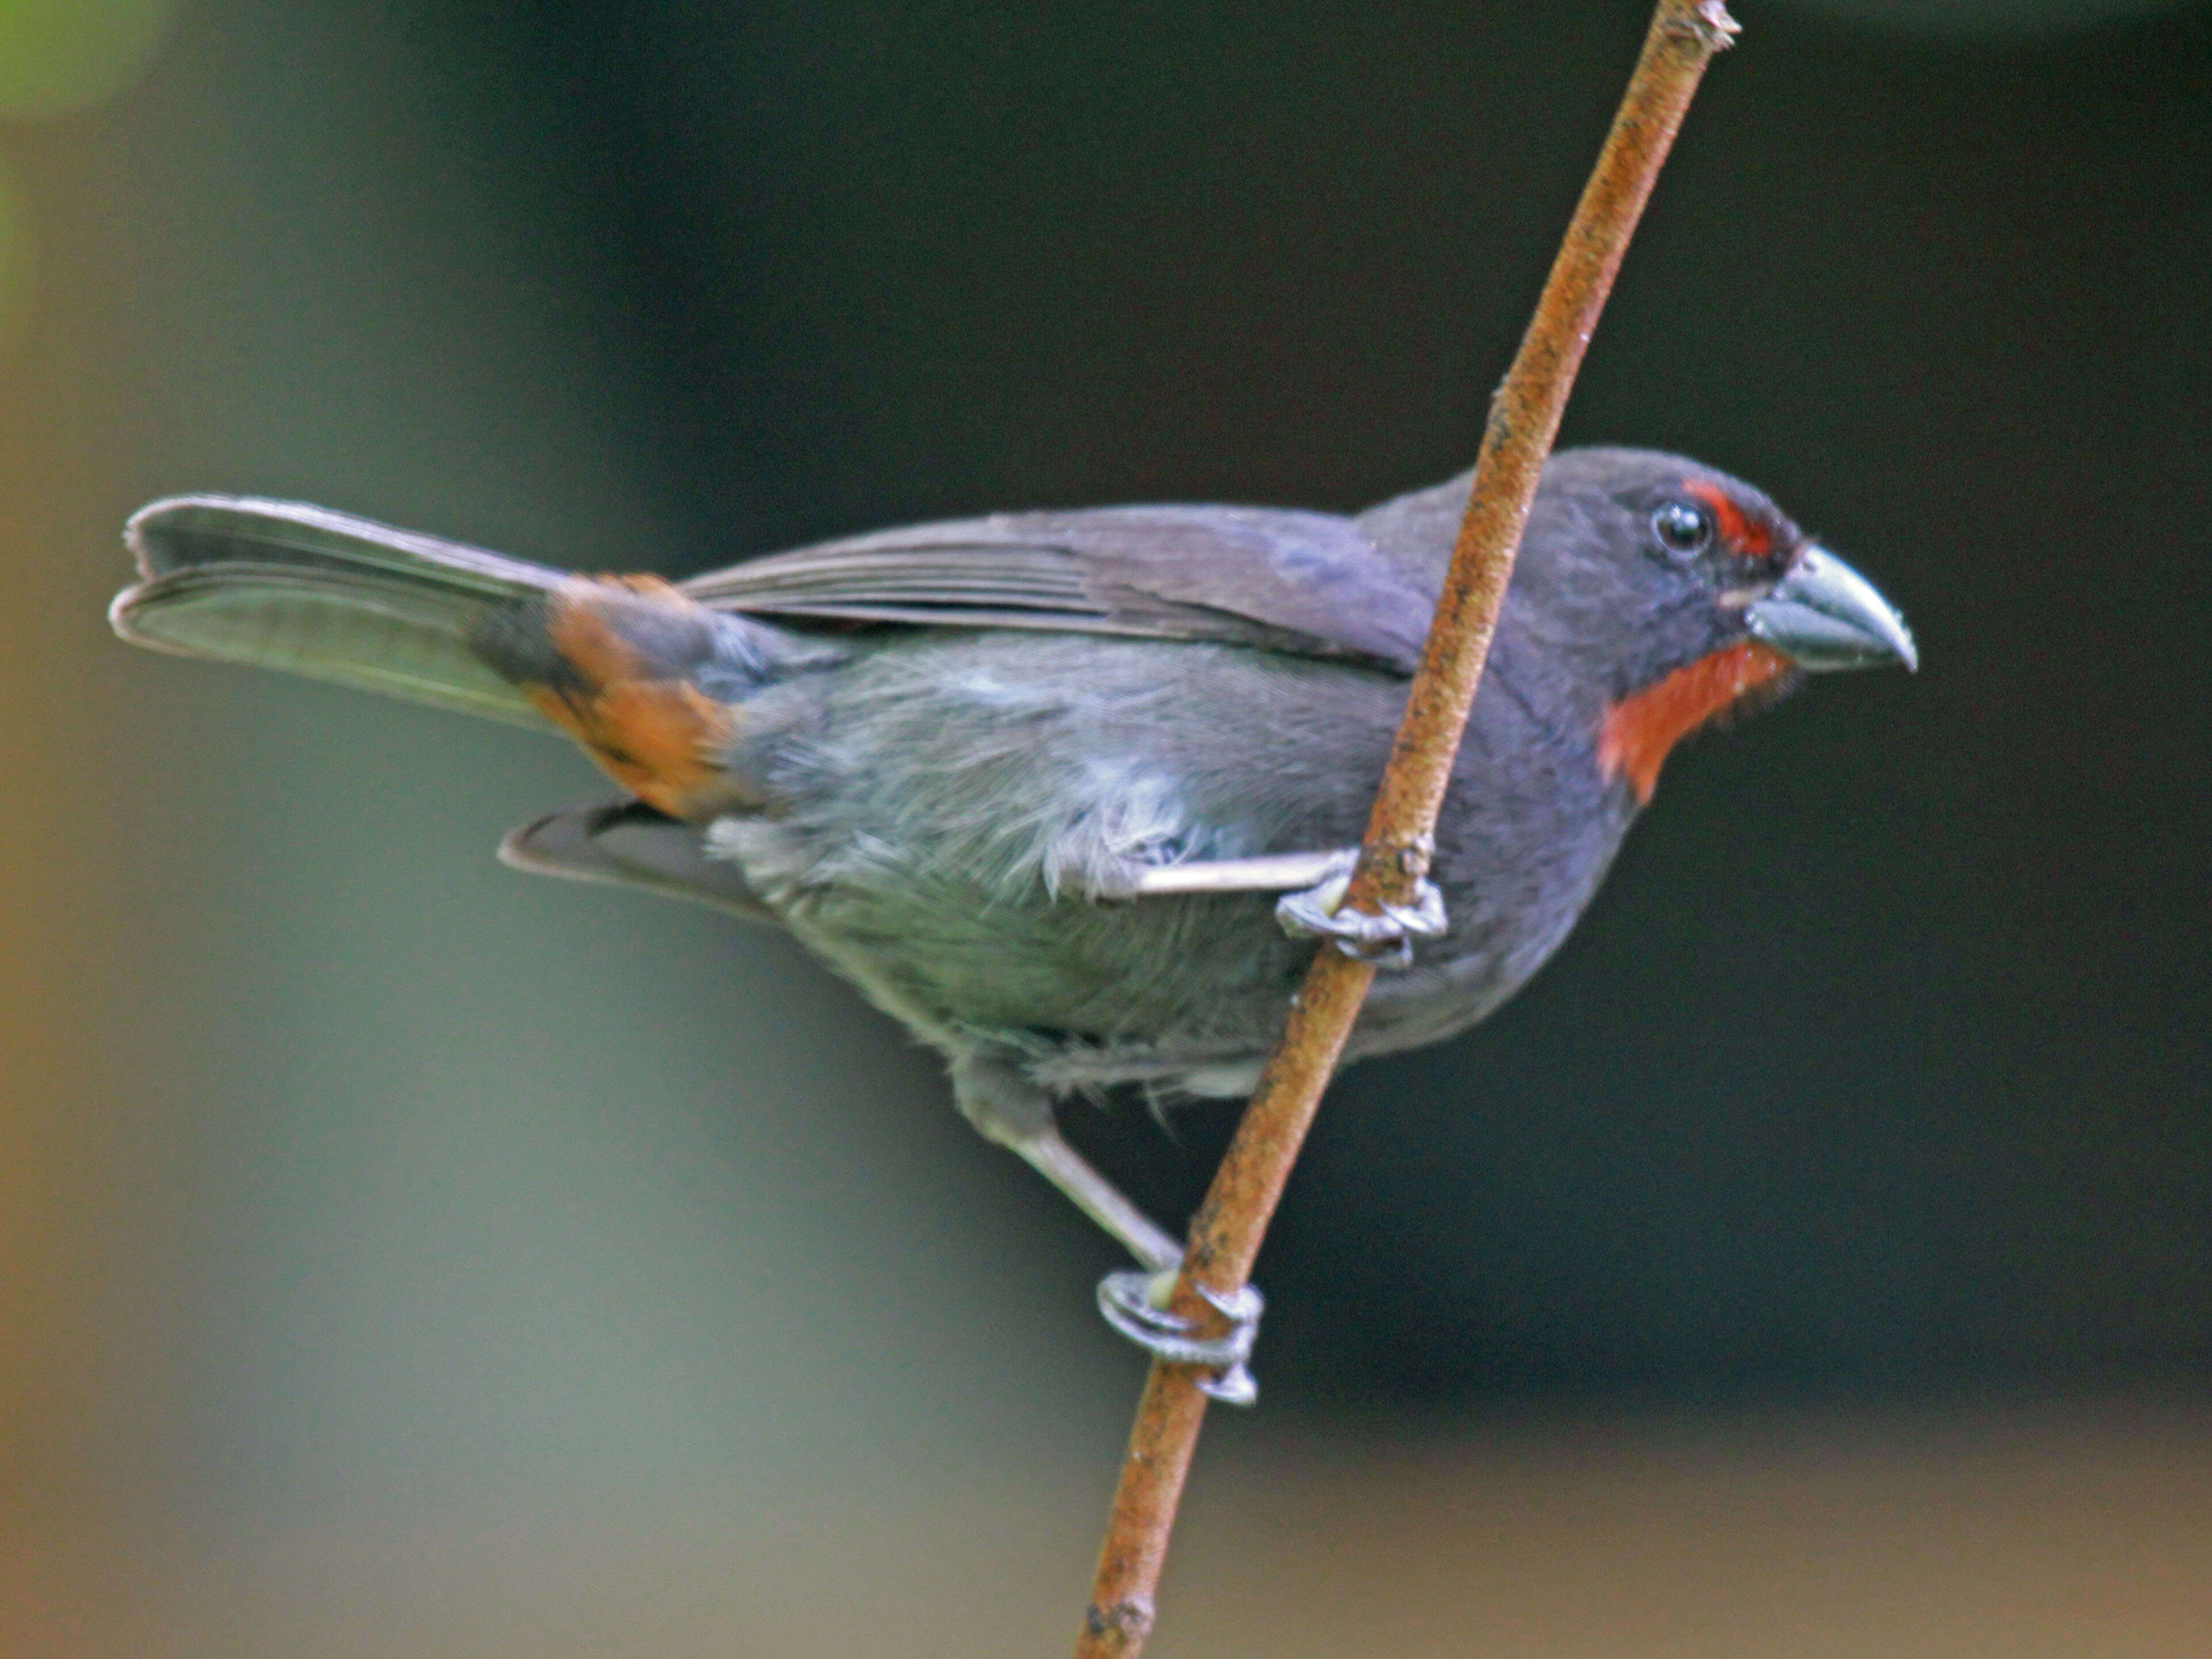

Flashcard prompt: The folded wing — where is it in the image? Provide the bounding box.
[681,503,1432,673]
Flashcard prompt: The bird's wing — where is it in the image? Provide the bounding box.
[679,504,1433,673]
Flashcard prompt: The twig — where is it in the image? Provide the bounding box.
[1072,5,1740,1653]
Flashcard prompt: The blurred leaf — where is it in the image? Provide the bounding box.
[0,0,177,120]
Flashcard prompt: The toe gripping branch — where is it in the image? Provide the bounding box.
[1097,1269,1266,1407]
[1275,842,1447,970]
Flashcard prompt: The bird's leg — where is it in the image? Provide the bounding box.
[1097,846,1446,971]
[1013,1129,1182,1272]
[950,1052,1264,1404]
[1112,848,1358,899]
[950,1053,1186,1269]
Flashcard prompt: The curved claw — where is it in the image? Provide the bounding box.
[1197,1361,1258,1407]
[1275,871,1448,970]
[1096,1269,1265,1405]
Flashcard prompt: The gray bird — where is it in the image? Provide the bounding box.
[110,449,1914,1398]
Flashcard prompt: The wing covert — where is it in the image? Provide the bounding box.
[679,503,1433,672]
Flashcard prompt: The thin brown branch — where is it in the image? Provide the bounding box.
[1072,5,1739,1654]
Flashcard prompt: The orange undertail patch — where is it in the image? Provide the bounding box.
[523,576,744,822]
[1598,640,1790,803]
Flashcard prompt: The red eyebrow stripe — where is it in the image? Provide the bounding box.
[1682,478,1773,560]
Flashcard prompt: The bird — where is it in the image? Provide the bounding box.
[111,447,1914,1400]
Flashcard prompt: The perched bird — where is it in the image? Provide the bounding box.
[111,448,1914,1398]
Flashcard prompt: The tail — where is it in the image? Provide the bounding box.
[113,496,824,819]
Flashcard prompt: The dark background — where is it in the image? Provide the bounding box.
[6,1,2208,1652]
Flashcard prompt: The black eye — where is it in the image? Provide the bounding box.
[1652,501,1711,556]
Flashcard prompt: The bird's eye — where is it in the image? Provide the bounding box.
[1652,501,1711,557]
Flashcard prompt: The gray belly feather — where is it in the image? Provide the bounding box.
[711,630,1626,1095]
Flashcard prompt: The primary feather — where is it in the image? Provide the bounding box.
[113,496,574,726]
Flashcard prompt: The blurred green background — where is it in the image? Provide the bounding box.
[5,1,2209,1653]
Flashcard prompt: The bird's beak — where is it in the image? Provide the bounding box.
[1745,546,1917,672]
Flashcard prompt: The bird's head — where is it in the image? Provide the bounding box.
[1514,447,1916,802]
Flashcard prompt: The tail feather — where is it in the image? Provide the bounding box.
[112,495,840,821]
[499,799,778,923]
[113,495,567,727]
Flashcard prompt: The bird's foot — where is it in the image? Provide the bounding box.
[1096,1268,1265,1406]
[1276,862,1447,970]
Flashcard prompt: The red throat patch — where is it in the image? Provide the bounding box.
[1598,641,1790,803]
